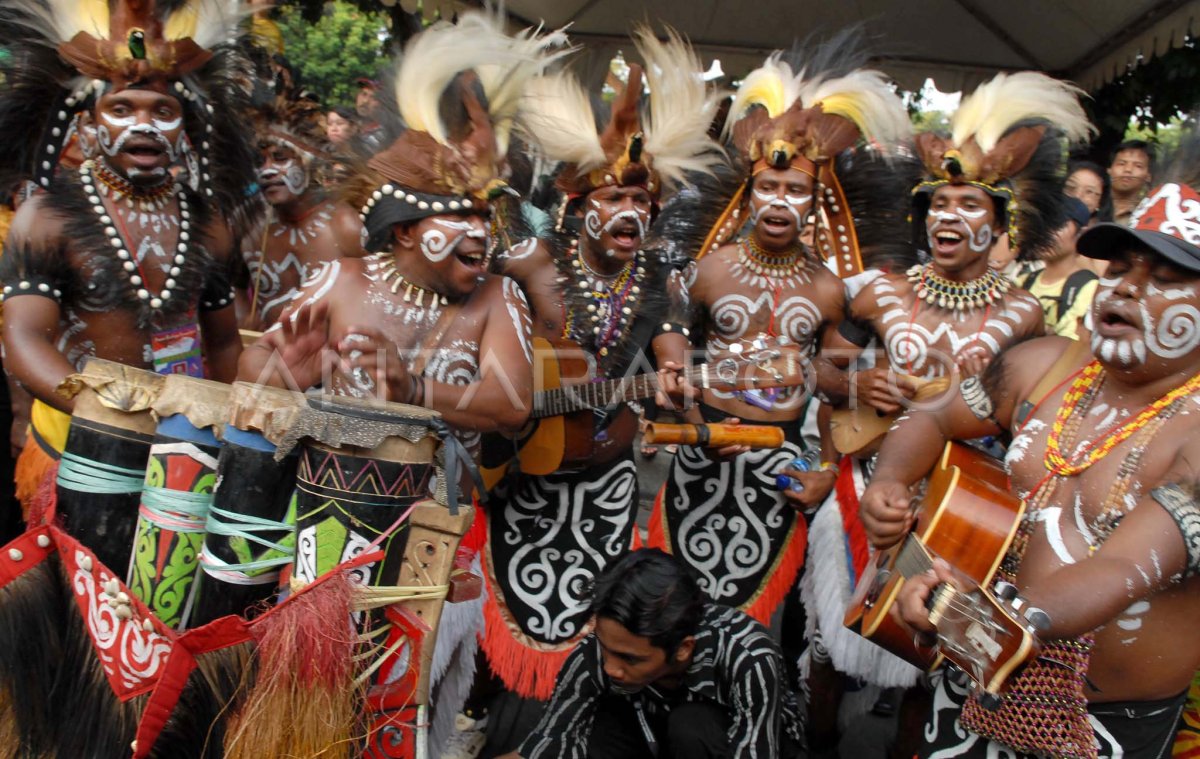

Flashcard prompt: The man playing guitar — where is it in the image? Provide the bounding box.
[478,30,726,741]
[864,163,1200,758]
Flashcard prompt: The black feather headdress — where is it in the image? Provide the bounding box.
[699,29,914,278]
[0,0,258,225]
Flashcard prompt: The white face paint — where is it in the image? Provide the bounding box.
[419,218,488,263]
[584,208,648,244]
[749,189,809,227]
[1091,282,1200,367]
[926,207,994,253]
[1145,283,1198,301]
[96,121,179,161]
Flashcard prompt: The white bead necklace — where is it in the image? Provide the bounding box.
[79,160,189,311]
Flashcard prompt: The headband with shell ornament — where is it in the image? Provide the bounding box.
[516,25,726,212]
[346,9,571,253]
[0,0,258,222]
[912,71,1094,260]
[698,49,913,277]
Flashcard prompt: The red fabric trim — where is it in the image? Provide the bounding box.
[646,483,669,551]
[742,515,807,625]
[133,615,252,759]
[836,456,870,580]
[459,497,486,555]
[479,560,577,701]
[0,527,55,587]
[54,527,177,701]
[132,549,385,757]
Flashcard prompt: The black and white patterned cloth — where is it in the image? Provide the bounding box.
[487,455,639,647]
[1150,484,1200,579]
[658,420,804,613]
[518,604,804,759]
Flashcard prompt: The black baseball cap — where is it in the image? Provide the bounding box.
[1077,183,1200,273]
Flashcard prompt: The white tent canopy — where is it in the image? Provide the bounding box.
[489,0,1198,93]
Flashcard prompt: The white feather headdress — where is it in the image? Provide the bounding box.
[518,24,722,198]
[394,8,571,156]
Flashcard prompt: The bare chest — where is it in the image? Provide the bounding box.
[873,286,1037,377]
[702,275,825,352]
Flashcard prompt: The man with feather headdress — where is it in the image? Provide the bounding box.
[0,0,257,512]
[239,81,365,332]
[865,129,1200,759]
[238,11,569,441]
[645,38,915,639]
[474,28,726,737]
[807,72,1091,757]
[235,12,568,754]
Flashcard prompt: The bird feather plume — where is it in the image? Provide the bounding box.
[395,9,566,150]
[0,0,109,46]
[467,12,573,156]
[799,68,911,150]
[950,72,1094,152]
[164,0,253,50]
[724,53,802,135]
[517,71,607,170]
[636,25,724,189]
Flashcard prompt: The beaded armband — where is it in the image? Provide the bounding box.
[200,269,235,312]
[1,276,64,304]
[200,286,235,311]
[653,322,691,339]
[1149,483,1200,579]
[960,376,1000,427]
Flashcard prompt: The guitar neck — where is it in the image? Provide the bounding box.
[895,535,936,579]
[533,366,707,419]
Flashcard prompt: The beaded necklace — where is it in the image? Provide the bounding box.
[1044,361,1200,477]
[907,263,1010,311]
[563,240,642,355]
[80,159,189,311]
[91,159,177,210]
[738,237,808,279]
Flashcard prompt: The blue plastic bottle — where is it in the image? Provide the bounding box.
[774,450,819,492]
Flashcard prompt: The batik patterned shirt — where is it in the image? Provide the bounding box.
[518,604,803,759]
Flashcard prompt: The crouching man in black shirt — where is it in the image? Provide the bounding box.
[499,548,804,759]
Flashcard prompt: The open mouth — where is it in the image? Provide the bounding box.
[761,214,792,232]
[123,140,166,168]
[609,224,641,250]
[1097,306,1139,335]
[454,246,487,271]
[931,227,965,254]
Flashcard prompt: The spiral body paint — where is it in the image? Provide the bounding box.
[1091,277,1200,367]
[420,218,488,263]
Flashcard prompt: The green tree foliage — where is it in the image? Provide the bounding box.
[276,1,390,107]
[1081,38,1200,164]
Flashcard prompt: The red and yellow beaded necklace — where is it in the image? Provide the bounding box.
[1044,360,1200,477]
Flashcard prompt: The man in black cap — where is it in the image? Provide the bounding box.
[858,168,1200,757]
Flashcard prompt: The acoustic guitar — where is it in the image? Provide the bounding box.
[843,442,1043,701]
[479,335,805,489]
